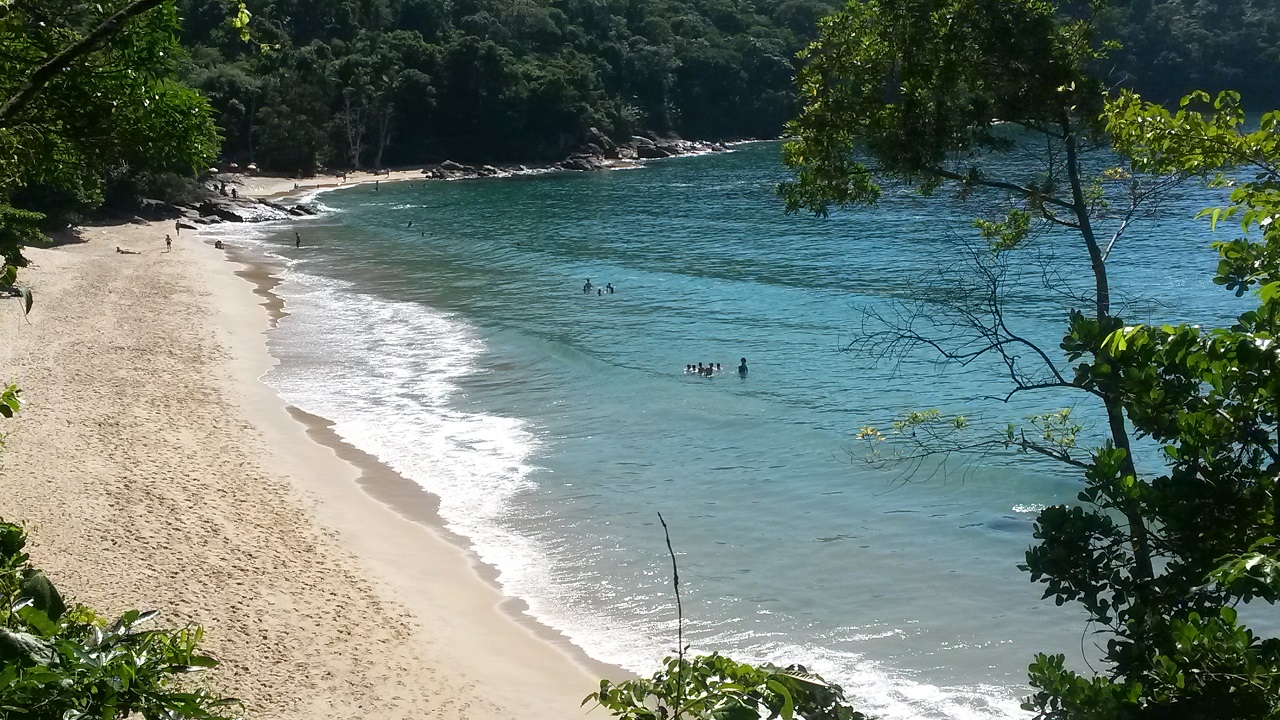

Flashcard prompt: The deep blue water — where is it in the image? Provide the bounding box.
[210,143,1247,719]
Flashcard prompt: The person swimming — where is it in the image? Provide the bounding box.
[583,278,593,294]
[738,357,748,376]
[605,283,614,294]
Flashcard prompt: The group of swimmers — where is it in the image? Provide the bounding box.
[686,358,748,377]
[583,279,615,295]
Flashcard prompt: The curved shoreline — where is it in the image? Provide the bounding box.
[0,215,614,718]
[220,237,625,682]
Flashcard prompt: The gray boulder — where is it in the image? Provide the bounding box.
[636,145,671,159]
[198,200,246,222]
[137,198,183,220]
[586,127,616,151]
[560,157,605,172]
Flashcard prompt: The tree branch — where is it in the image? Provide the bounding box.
[0,0,166,125]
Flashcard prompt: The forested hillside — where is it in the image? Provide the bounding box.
[178,0,836,171]
[177,0,1280,174]
[1101,0,1280,104]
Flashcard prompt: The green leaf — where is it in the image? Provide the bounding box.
[0,628,56,665]
[20,569,66,622]
[15,605,57,636]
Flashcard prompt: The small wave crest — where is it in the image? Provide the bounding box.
[262,271,551,595]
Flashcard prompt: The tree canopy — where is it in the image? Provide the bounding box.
[780,0,1280,715]
[175,0,839,171]
[0,0,219,264]
[1100,0,1280,105]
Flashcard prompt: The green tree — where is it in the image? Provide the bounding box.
[781,0,1280,716]
[0,0,220,264]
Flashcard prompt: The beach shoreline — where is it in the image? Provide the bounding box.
[203,139,762,210]
[220,235,626,681]
[0,210,618,717]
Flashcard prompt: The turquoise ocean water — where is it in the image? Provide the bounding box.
[210,143,1248,719]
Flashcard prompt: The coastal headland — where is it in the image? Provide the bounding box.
[0,179,614,717]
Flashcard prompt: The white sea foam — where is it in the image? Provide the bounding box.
[260,272,562,632]
[252,267,1032,720]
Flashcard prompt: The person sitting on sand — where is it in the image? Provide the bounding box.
[116,246,140,255]
[738,358,748,376]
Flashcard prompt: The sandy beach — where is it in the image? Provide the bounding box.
[0,213,608,717]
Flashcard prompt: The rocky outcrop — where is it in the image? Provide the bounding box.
[635,145,671,159]
[197,197,300,223]
[137,198,183,220]
[559,156,606,172]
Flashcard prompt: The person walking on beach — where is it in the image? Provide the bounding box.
[174,219,181,236]
[164,234,172,252]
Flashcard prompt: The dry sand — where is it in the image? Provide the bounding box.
[0,218,610,718]
[227,168,428,199]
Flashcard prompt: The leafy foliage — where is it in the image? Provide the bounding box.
[176,0,839,170]
[0,520,240,719]
[1013,90,1280,719]
[1099,0,1280,106]
[0,0,220,262]
[584,653,867,720]
[782,0,1280,717]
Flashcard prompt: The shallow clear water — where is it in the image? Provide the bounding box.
[210,143,1248,719]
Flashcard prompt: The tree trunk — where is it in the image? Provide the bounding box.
[373,102,393,170]
[1062,114,1155,588]
[342,91,364,169]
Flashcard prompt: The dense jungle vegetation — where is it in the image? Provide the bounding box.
[176,0,842,170]
[1101,0,1280,104]
[177,0,1280,174]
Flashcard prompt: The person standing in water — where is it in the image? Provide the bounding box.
[738,358,748,377]
[295,231,301,248]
